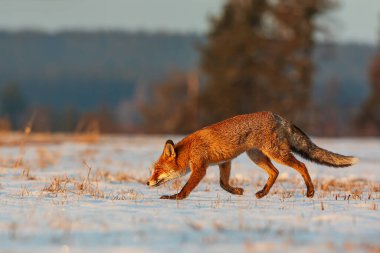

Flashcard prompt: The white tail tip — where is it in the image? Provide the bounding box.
[351,157,359,165]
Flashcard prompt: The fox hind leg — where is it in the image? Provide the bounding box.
[264,150,314,198]
[219,161,244,195]
[247,149,279,199]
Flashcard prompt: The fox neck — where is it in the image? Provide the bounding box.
[173,142,191,175]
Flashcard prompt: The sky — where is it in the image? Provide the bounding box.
[0,0,379,44]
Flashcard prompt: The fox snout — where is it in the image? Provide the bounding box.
[147,169,167,187]
[146,179,158,187]
[147,177,165,187]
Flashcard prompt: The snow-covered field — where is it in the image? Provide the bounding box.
[0,135,379,253]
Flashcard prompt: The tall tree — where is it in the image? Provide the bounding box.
[200,0,333,127]
[356,49,380,135]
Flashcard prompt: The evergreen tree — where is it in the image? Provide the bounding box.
[200,0,333,127]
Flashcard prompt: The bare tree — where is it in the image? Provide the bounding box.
[140,71,199,134]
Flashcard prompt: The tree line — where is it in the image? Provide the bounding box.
[0,0,379,136]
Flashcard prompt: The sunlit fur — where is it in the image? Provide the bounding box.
[147,112,358,200]
[147,150,187,187]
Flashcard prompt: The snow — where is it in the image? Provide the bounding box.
[0,135,379,253]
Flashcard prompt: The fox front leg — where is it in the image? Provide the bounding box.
[219,161,244,195]
[160,167,206,200]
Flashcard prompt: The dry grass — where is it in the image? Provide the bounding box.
[14,153,380,204]
[110,189,144,201]
[18,185,31,198]
[43,174,106,199]
[41,162,145,201]
[20,166,37,180]
[201,175,380,201]
[0,132,100,146]
[1,133,378,207]
[43,176,71,194]
[14,115,34,169]
[94,169,146,184]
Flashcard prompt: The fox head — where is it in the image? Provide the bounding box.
[147,140,184,187]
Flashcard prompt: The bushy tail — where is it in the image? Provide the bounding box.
[287,124,358,167]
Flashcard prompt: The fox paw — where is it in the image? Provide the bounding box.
[232,187,244,195]
[306,189,315,198]
[160,195,175,200]
[160,194,185,200]
[255,190,268,199]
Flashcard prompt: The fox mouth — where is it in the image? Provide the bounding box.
[150,174,179,187]
[153,179,165,187]
[148,178,167,187]
[148,172,183,187]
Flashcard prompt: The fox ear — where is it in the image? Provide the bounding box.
[163,140,176,158]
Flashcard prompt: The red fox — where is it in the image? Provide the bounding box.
[147,112,358,200]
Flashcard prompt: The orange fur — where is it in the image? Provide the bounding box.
[147,112,357,200]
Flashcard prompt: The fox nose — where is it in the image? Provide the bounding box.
[146,181,150,186]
